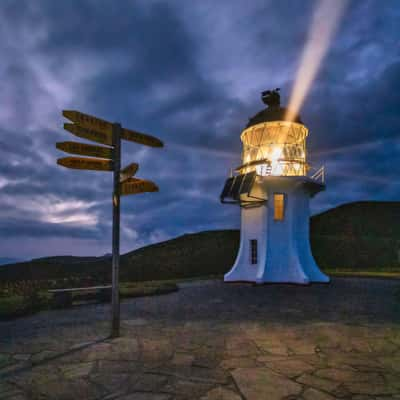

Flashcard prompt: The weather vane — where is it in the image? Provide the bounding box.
[261,88,280,107]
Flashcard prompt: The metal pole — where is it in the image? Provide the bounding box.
[111,123,121,337]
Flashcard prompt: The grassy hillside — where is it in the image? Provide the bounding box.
[311,201,400,269]
[0,201,399,283]
[0,230,239,283]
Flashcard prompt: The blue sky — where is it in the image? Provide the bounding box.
[0,0,399,260]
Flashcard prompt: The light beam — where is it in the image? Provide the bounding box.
[286,0,348,121]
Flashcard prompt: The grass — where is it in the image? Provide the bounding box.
[120,281,178,298]
[0,295,26,318]
[0,281,179,320]
[0,293,48,320]
[324,269,400,279]
[1,270,399,320]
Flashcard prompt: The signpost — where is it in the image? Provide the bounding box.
[57,157,113,171]
[120,178,158,196]
[111,123,121,338]
[56,142,113,159]
[64,123,113,146]
[63,110,163,147]
[56,110,163,338]
[120,163,139,183]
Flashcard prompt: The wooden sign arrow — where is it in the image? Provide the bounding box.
[120,163,139,183]
[63,110,163,148]
[57,157,113,171]
[56,141,113,159]
[120,178,159,196]
[64,123,113,146]
[120,129,163,148]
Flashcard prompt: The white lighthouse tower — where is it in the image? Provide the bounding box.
[221,89,329,284]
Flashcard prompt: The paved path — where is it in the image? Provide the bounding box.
[1,278,400,399]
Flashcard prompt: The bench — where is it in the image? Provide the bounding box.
[48,285,112,308]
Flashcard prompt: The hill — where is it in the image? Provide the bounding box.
[0,257,23,266]
[0,201,399,283]
[311,201,400,269]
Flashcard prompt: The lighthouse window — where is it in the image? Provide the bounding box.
[274,193,285,221]
[250,239,258,264]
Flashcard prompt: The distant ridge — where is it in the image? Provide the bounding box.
[30,255,111,264]
[0,201,399,282]
[0,258,23,266]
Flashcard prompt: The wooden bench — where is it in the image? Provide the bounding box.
[48,285,112,308]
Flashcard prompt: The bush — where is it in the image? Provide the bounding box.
[0,296,29,319]
[120,282,178,298]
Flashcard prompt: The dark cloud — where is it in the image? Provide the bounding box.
[0,0,399,259]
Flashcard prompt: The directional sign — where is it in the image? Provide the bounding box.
[120,163,139,183]
[57,157,113,171]
[57,111,163,339]
[120,129,163,148]
[120,178,159,196]
[56,141,113,159]
[63,110,163,148]
[64,123,113,146]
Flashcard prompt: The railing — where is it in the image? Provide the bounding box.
[227,164,326,184]
[310,166,325,184]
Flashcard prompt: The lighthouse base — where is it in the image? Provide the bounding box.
[224,176,330,285]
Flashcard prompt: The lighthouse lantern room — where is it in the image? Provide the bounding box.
[220,89,329,284]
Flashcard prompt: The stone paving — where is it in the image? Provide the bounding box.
[0,278,400,399]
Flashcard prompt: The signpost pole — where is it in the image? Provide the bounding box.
[111,123,121,338]
[58,110,163,339]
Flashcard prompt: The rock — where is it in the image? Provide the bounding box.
[349,338,372,353]
[322,351,384,370]
[220,357,259,369]
[200,386,242,400]
[90,372,132,394]
[296,373,340,393]
[30,377,106,400]
[130,373,168,392]
[123,318,149,327]
[0,382,24,398]
[2,395,28,400]
[12,354,31,362]
[155,365,229,384]
[31,350,57,364]
[112,393,171,400]
[61,362,94,379]
[369,338,399,354]
[97,360,141,373]
[141,338,173,363]
[257,341,289,355]
[378,355,400,372]
[315,367,383,383]
[303,387,336,400]
[286,340,317,355]
[163,378,214,398]
[344,380,397,395]
[69,341,94,350]
[225,338,259,357]
[231,368,302,400]
[266,359,315,378]
[382,373,400,393]
[110,337,140,361]
[171,352,194,366]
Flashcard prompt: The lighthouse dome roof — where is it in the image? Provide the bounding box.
[246,106,303,128]
[246,89,303,128]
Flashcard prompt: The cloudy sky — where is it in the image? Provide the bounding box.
[0,0,399,260]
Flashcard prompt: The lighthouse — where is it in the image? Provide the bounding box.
[220,89,329,284]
